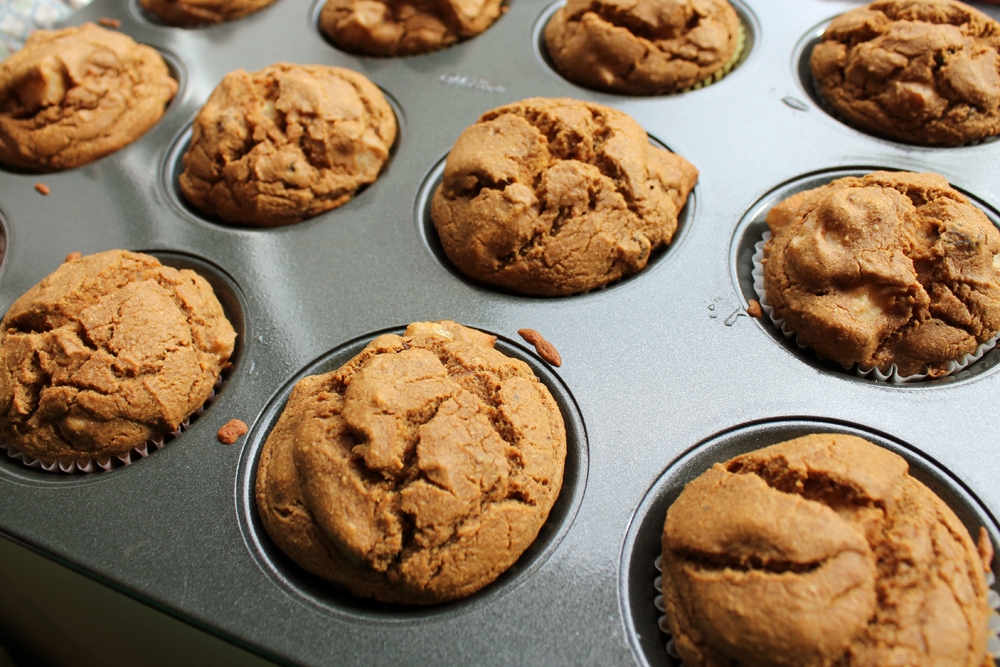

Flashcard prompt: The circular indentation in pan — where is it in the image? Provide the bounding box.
[793,20,1000,148]
[311,0,510,56]
[161,93,401,229]
[0,45,184,176]
[533,0,757,94]
[620,418,1000,667]
[414,138,696,299]
[729,168,1000,385]
[236,325,587,622]
[128,0,276,28]
[0,250,247,482]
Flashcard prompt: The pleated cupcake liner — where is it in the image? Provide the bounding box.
[653,554,1000,663]
[0,377,221,474]
[751,232,999,383]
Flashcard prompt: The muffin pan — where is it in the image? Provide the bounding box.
[1,0,1000,665]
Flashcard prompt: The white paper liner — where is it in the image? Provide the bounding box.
[750,231,1000,383]
[0,377,221,474]
[654,555,1000,663]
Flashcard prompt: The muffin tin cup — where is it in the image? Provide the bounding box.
[793,18,1000,149]
[650,558,1000,665]
[0,378,221,474]
[235,325,588,621]
[619,419,1000,667]
[534,0,756,97]
[750,232,1000,383]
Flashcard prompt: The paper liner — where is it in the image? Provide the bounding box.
[0,377,222,474]
[750,232,1000,383]
[681,22,746,93]
[652,555,1000,663]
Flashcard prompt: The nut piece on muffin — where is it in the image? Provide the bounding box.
[763,171,1000,378]
[319,0,505,57]
[661,433,995,667]
[141,0,279,26]
[0,23,178,172]
[255,320,566,604]
[811,0,1000,146]
[179,63,397,227]
[544,0,743,95]
[0,250,237,466]
[430,97,698,296]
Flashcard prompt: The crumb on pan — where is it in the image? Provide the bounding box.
[518,329,562,367]
[98,17,122,27]
[746,299,762,318]
[34,183,50,195]
[217,419,248,444]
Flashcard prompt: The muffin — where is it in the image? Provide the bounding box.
[430,97,698,296]
[0,250,237,467]
[811,0,1000,146]
[179,63,396,227]
[544,0,744,95]
[762,171,1000,378]
[661,433,995,667]
[141,0,279,26]
[255,320,566,604]
[0,23,178,172]
[318,0,504,57]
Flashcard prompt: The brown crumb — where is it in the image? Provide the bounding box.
[979,526,994,573]
[217,419,248,444]
[746,299,762,318]
[98,17,122,27]
[34,183,50,195]
[518,329,562,367]
[64,251,82,263]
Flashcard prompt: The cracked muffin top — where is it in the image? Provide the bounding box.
[763,171,1000,378]
[430,97,698,296]
[544,0,742,95]
[319,0,505,57]
[0,250,237,465]
[255,320,566,604]
[811,0,1000,146]
[141,0,279,26]
[661,433,995,667]
[0,23,177,172]
[179,63,396,227]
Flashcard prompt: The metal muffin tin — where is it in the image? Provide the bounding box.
[1,0,999,664]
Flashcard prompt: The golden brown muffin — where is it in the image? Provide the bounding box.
[319,0,504,57]
[430,97,698,296]
[661,433,995,667]
[0,250,237,465]
[179,63,397,227]
[140,0,279,26]
[544,0,742,95]
[0,23,177,172]
[255,321,566,604]
[811,0,1000,146]
[763,171,1000,377]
